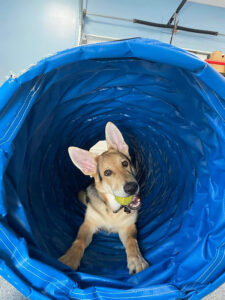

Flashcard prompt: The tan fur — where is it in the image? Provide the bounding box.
[59,123,149,274]
[78,190,87,205]
[59,220,96,270]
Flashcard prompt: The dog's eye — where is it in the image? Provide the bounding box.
[122,161,128,167]
[104,169,112,176]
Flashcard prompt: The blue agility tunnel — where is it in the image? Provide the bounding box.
[0,38,225,299]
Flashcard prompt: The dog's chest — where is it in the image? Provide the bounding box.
[108,209,137,231]
[86,204,137,233]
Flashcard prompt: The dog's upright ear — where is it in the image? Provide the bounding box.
[68,147,97,176]
[105,122,129,157]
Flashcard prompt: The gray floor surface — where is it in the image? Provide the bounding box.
[0,276,224,300]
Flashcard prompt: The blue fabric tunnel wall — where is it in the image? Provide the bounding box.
[0,38,225,300]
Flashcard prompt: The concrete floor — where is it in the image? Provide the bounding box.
[0,277,26,300]
[0,276,224,300]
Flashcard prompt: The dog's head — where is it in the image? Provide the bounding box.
[68,122,139,198]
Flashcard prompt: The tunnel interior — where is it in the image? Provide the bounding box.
[1,39,225,298]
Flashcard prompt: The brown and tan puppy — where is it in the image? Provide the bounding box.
[59,122,149,274]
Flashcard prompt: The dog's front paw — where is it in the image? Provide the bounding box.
[58,249,80,270]
[128,255,149,275]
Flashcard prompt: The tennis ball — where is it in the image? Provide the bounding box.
[115,195,133,206]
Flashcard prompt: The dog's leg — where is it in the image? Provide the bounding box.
[59,220,96,270]
[119,224,149,275]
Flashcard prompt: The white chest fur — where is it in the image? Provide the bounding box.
[106,193,121,211]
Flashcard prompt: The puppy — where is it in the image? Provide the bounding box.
[59,122,149,274]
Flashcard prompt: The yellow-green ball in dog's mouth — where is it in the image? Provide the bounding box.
[114,195,133,206]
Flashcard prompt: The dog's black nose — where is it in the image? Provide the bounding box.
[124,182,138,195]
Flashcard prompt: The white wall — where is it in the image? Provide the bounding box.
[0,0,224,85]
[0,0,78,85]
[82,0,225,53]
